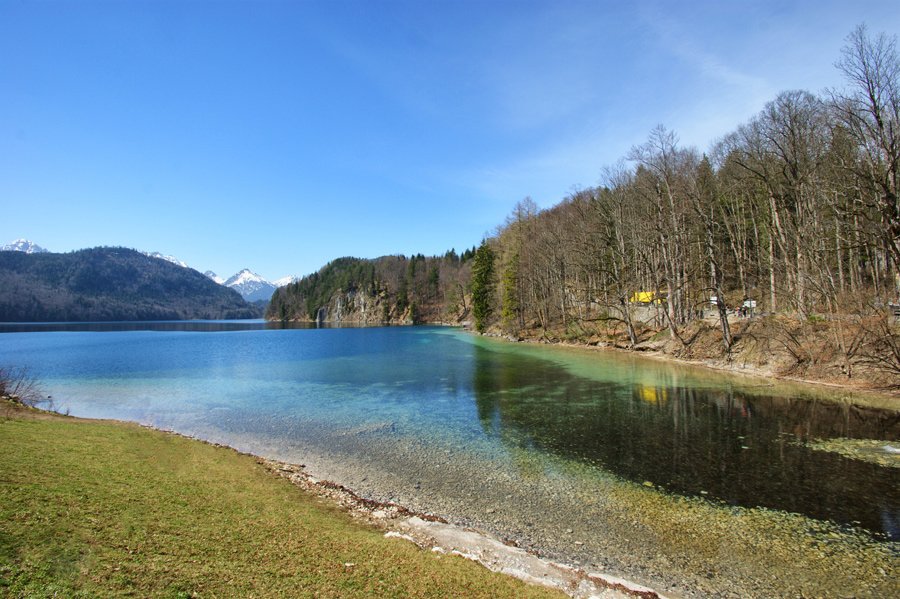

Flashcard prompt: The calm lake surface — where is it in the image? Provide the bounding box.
[2,321,898,594]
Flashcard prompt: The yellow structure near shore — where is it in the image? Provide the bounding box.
[629,291,665,304]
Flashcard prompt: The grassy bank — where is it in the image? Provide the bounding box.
[0,403,560,598]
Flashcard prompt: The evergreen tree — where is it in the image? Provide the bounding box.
[501,252,520,333]
[471,241,496,333]
[427,264,440,298]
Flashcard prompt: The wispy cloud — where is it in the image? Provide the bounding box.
[636,3,773,119]
[451,122,651,210]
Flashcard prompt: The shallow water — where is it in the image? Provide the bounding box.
[1,322,898,595]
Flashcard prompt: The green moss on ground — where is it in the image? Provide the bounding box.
[0,405,561,598]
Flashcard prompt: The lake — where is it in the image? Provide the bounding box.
[1,322,897,596]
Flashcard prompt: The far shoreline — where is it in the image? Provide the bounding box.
[4,314,897,408]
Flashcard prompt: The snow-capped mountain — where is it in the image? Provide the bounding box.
[273,275,299,287]
[2,239,49,254]
[224,269,277,302]
[204,270,225,285]
[143,251,190,269]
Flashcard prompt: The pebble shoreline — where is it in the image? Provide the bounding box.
[231,429,897,599]
[130,411,899,599]
[260,459,653,599]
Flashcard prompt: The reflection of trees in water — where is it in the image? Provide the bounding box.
[740,394,900,441]
[471,345,900,540]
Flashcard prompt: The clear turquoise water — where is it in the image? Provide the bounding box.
[1,322,898,544]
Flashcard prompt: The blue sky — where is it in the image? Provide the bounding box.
[3,1,899,281]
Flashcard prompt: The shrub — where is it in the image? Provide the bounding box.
[0,366,44,408]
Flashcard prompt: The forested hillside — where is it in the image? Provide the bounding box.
[271,26,900,388]
[266,251,475,324]
[0,247,258,321]
[468,26,900,386]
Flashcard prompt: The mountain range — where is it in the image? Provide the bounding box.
[0,246,257,322]
[4,240,296,303]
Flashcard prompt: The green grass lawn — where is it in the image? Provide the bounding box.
[0,404,561,598]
